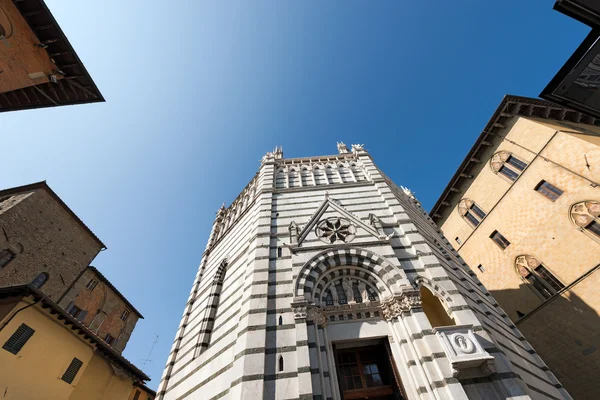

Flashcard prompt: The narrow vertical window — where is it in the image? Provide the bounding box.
[535,180,563,201]
[86,279,98,290]
[455,237,462,245]
[279,355,284,372]
[195,260,227,358]
[490,151,528,181]
[31,272,48,289]
[61,358,83,384]
[121,309,130,321]
[490,230,510,250]
[2,323,35,355]
[0,248,16,269]
[278,315,283,326]
[277,247,282,258]
[477,265,485,273]
[133,390,141,400]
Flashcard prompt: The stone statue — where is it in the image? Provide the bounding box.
[342,278,354,302]
[400,186,416,200]
[358,281,369,303]
[330,287,339,305]
[289,221,299,244]
[337,142,350,154]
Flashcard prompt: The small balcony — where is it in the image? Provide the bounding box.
[433,324,495,379]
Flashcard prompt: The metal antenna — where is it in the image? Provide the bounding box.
[141,334,159,366]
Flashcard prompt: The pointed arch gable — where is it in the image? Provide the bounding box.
[294,247,405,299]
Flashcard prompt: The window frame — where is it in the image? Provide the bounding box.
[0,248,16,269]
[86,278,98,291]
[490,230,510,250]
[490,151,528,182]
[31,272,49,289]
[61,358,83,384]
[516,256,564,300]
[535,180,564,202]
[121,309,130,322]
[569,200,600,243]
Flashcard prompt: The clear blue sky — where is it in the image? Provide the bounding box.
[1,0,590,388]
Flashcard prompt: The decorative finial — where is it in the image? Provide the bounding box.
[351,144,365,153]
[273,146,283,159]
[337,142,350,154]
[400,186,415,200]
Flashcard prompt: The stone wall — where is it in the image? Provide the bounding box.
[0,187,103,301]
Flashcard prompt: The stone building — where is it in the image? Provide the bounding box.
[158,144,569,399]
[58,266,144,354]
[0,0,103,112]
[431,95,600,399]
[0,181,146,356]
[0,182,105,300]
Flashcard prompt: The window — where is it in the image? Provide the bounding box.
[499,165,519,181]
[490,151,528,181]
[455,237,462,245]
[121,309,130,321]
[104,334,115,345]
[194,260,227,357]
[477,265,485,273]
[86,279,98,290]
[458,199,487,227]
[0,248,16,269]
[278,315,283,326]
[2,324,35,355]
[516,256,564,300]
[279,355,284,372]
[570,200,600,241]
[65,303,88,322]
[277,247,282,258]
[132,390,141,400]
[535,180,563,201]
[61,358,83,384]
[490,231,510,250]
[31,272,48,289]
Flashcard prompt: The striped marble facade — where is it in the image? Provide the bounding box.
[157,144,570,400]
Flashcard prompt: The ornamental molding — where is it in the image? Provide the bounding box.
[434,325,495,379]
[290,195,389,249]
[315,217,357,244]
[380,291,422,321]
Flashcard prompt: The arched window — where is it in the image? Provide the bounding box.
[278,315,283,326]
[420,286,455,328]
[31,272,48,289]
[350,163,366,181]
[288,169,299,188]
[338,164,352,183]
[457,199,486,227]
[570,200,600,242]
[195,260,227,358]
[326,165,340,184]
[279,355,284,372]
[275,170,286,189]
[515,256,564,300]
[490,151,528,181]
[300,168,311,186]
[314,167,327,185]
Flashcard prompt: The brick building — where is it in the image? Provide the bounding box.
[0,0,103,112]
[59,266,143,354]
[158,144,569,399]
[431,95,600,398]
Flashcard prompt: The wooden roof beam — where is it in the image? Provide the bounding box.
[33,86,58,106]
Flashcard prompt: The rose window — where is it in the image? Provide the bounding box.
[315,217,356,244]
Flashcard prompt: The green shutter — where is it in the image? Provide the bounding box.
[61,358,83,384]
[2,323,35,355]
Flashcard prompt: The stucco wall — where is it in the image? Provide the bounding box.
[0,299,94,400]
[69,353,134,400]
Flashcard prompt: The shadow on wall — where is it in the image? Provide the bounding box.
[490,282,600,400]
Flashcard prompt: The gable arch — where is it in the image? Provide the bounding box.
[314,267,389,306]
[294,247,405,299]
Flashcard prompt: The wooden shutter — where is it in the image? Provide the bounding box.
[76,310,88,322]
[2,323,35,355]
[61,358,83,384]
